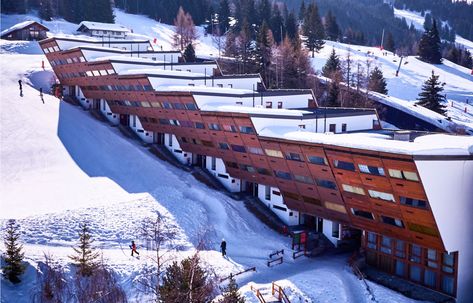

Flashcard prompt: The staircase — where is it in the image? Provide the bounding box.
[250,282,290,303]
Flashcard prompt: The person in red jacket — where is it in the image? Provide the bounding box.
[130,241,139,257]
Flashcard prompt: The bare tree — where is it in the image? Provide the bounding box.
[173,6,198,51]
[33,253,73,303]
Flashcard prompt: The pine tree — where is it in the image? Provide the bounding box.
[269,4,284,44]
[2,220,26,284]
[418,20,442,64]
[285,12,298,43]
[417,71,447,115]
[324,10,340,41]
[258,0,272,25]
[322,49,341,78]
[255,21,274,86]
[299,0,306,21]
[218,0,231,34]
[184,43,197,62]
[160,255,213,303]
[423,13,432,30]
[303,3,325,57]
[39,0,54,21]
[368,67,388,95]
[69,223,99,277]
[219,276,245,303]
[326,77,341,107]
[173,6,198,51]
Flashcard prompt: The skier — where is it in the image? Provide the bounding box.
[220,239,227,257]
[130,240,139,257]
[40,88,44,104]
[18,79,22,91]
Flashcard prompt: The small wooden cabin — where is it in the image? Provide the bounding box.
[1,21,49,41]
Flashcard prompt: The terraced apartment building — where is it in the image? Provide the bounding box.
[39,34,473,302]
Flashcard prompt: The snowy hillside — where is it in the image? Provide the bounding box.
[0,10,426,303]
[311,40,473,130]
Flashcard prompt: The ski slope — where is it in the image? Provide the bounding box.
[1,11,425,303]
[311,40,473,130]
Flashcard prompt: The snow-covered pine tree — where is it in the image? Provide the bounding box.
[322,49,341,78]
[69,223,99,277]
[219,275,245,303]
[2,219,26,284]
[417,70,447,115]
[368,67,388,95]
[302,2,325,57]
[184,43,196,62]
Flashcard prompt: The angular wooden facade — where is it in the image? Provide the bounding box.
[39,37,473,300]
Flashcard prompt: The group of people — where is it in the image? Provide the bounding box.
[128,239,228,258]
[18,79,44,103]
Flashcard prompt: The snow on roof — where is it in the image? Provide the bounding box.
[260,128,473,156]
[54,33,148,43]
[120,68,205,77]
[201,104,312,116]
[77,21,131,33]
[153,84,254,95]
[1,20,47,37]
[90,55,163,63]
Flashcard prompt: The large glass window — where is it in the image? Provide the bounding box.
[307,155,327,165]
[333,160,356,171]
[410,265,422,282]
[367,232,377,249]
[381,216,404,228]
[265,149,284,158]
[395,260,405,277]
[218,142,230,150]
[342,184,365,195]
[324,201,347,213]
[248,146,264,155]
[380,236,392,254]
[223,125,238,132]
[358,164,385,176]
[274,170,292,180]
[410,244,422,263]
[442,253,455,273]
[208,123,221,131]
[316,179,337,190]
[368,190,395,202]
[395,240,405,258]
[239,126,255,134]
[351,208,374,220]
[400,196,428,209]
[441,276,455,295]
[285,152,303,162]
[294,175,314,184]
[388,169,419,181]
[424,270,436,287]
[231,144,246,153]
[426,249,438,268]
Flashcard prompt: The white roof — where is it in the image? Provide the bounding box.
[153,85,254,95]
[78,21,131,33]
[121,68,205,77]
[201,104,311,116]
[1,20,43,37]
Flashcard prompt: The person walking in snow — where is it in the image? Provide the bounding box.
[220,239,227,257]
[130,240,139,257]
[18,79,22,91]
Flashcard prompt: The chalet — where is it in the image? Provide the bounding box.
[77,21,130,38]
[1,21,49,41]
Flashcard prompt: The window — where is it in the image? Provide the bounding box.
[367,232,377,249]
[185,103,197,110]
[358,164,385,176]
[329,124,336,133]
[231,144,246,153]
[442,276,455,295]
[302,196,322,206]
[426,249,438,268]
[141,101,151,107]
[342,123,347,132]
[274,170,292,180]
[410,265,422,282]
[248,146,264,155]
[170,119,180,126]
[294,175,314,184]
[333,160,356,171]
[342,184,365,195]
[172,103,185,109]
[442,253,455,273]
[239,126,255,134]
[218,142,230,150]
[195,122,205,129]
[159,118,170,125]
[265,186,271,200]
[381,216,404,228]
[307,155,327,165]
[388,169,419,181]
[265,101,272,108]
[265,149,284,158]
[325,201,347,214]
[168,134,173,147]
[351,208,374,220]
[368,190,395,202]
[395,240,405,258]
[282,191,299,200]
[143,85,153,91]
[285,152,303,162]
[408,223,439,237]
[277,101,283,109]
[316,179,337,190]
[395,260,405,277]
[257,167,271,176]
[223,125,238,132]
[162,102,172,109]
[410,244,422,263]
[217,84,223,88]
[211,157,216,170]
[380,236,392,254]
[208,123,221,131]
[400,196,428,209]
[151,102,162,108]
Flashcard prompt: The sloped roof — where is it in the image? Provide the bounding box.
[1,20,49,37]
[77,21,130,33]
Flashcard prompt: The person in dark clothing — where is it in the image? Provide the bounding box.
[18,79,22,90]
[39,88,44,103]
[130,240,139,257]
[220,239,227,257]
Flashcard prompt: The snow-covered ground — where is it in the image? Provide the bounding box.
[1,10,427,303]
[311,40,473,130]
